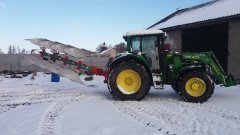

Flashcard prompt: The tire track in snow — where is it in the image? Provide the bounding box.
[113,99,240,135]
[0,89,83,115]
[37,93,85,135]
[148,98,240,124]
[113,101,190,135]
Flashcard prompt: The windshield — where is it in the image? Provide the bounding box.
[142,36,158,53]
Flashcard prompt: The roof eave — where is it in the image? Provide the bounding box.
[147,0,219,30]
[160,14,240,31]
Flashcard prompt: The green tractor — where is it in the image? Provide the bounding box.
[106,30,235,103]
[26,30,236,103]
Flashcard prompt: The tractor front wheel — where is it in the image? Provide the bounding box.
[179,71,214,103]
[108,62,151,101]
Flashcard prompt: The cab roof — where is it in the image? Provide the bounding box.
[124,29,164,37]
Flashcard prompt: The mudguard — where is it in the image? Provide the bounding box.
[106,54,153,85]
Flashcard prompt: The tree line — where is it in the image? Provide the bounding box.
[0,45,28,54]
[8,45,27,54]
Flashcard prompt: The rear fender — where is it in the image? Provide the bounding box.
[107,55,153,85]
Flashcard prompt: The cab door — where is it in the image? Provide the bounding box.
[141,36,160,70]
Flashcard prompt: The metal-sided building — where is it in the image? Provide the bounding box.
[148,0,240,80]
[0,54,109,73]
[0,54,46,72]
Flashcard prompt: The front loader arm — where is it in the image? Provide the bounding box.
[204,52,235,87]
[200,52,236,87]
[183,52,235,87]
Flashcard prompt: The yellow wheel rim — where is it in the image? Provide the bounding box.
[185,78,206,97]
[116,69,141,95]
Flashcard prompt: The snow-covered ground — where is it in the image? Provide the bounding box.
[0,73,239,135]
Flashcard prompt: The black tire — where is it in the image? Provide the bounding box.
[107,62,151,101]
[179,71,214,103]
[171,81,180,94]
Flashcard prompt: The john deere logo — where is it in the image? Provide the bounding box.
[191,55,200,59]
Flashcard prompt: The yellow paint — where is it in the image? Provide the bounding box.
[116,69,141,94]
[185,78,206,97]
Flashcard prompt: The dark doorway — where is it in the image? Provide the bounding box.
[182,23,229,72]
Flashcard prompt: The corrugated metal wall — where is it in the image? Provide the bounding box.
[228,19,240,80]
[0,54,46,72]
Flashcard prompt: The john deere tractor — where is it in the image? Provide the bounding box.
[106,30,235,103]
[26,30,236,103]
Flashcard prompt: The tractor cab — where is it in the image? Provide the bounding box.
[123,30,167,71]
[122,30,167,89]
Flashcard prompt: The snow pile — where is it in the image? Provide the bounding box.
[22,72,49,82]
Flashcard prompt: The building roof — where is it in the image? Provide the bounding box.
[148,0,240,30]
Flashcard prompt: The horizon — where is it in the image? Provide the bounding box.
[0,0,209,53]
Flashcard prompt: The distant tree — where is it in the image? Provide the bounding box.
[20,48,30,54]
[21,48,26,54]
[96,42,108,52]
[25,50,30,54]
[8,45,12,54]
[17,46,21,54]
[114,42,127,53]
[12,45,16,54]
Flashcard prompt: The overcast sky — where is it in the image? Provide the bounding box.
[0,0,209,53]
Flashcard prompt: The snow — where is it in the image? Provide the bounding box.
[0,105,49,135]
[125,30,164,36]
[0,72,240,135]
[150,0,240,29]
[63,100,156,135]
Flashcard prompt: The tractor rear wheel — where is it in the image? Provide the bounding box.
[179,71,214,103]
[108,62,151,101]
[171,81,180,94]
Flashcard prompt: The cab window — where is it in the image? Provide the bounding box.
[131,37,140,53]
[142,36,158,54]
